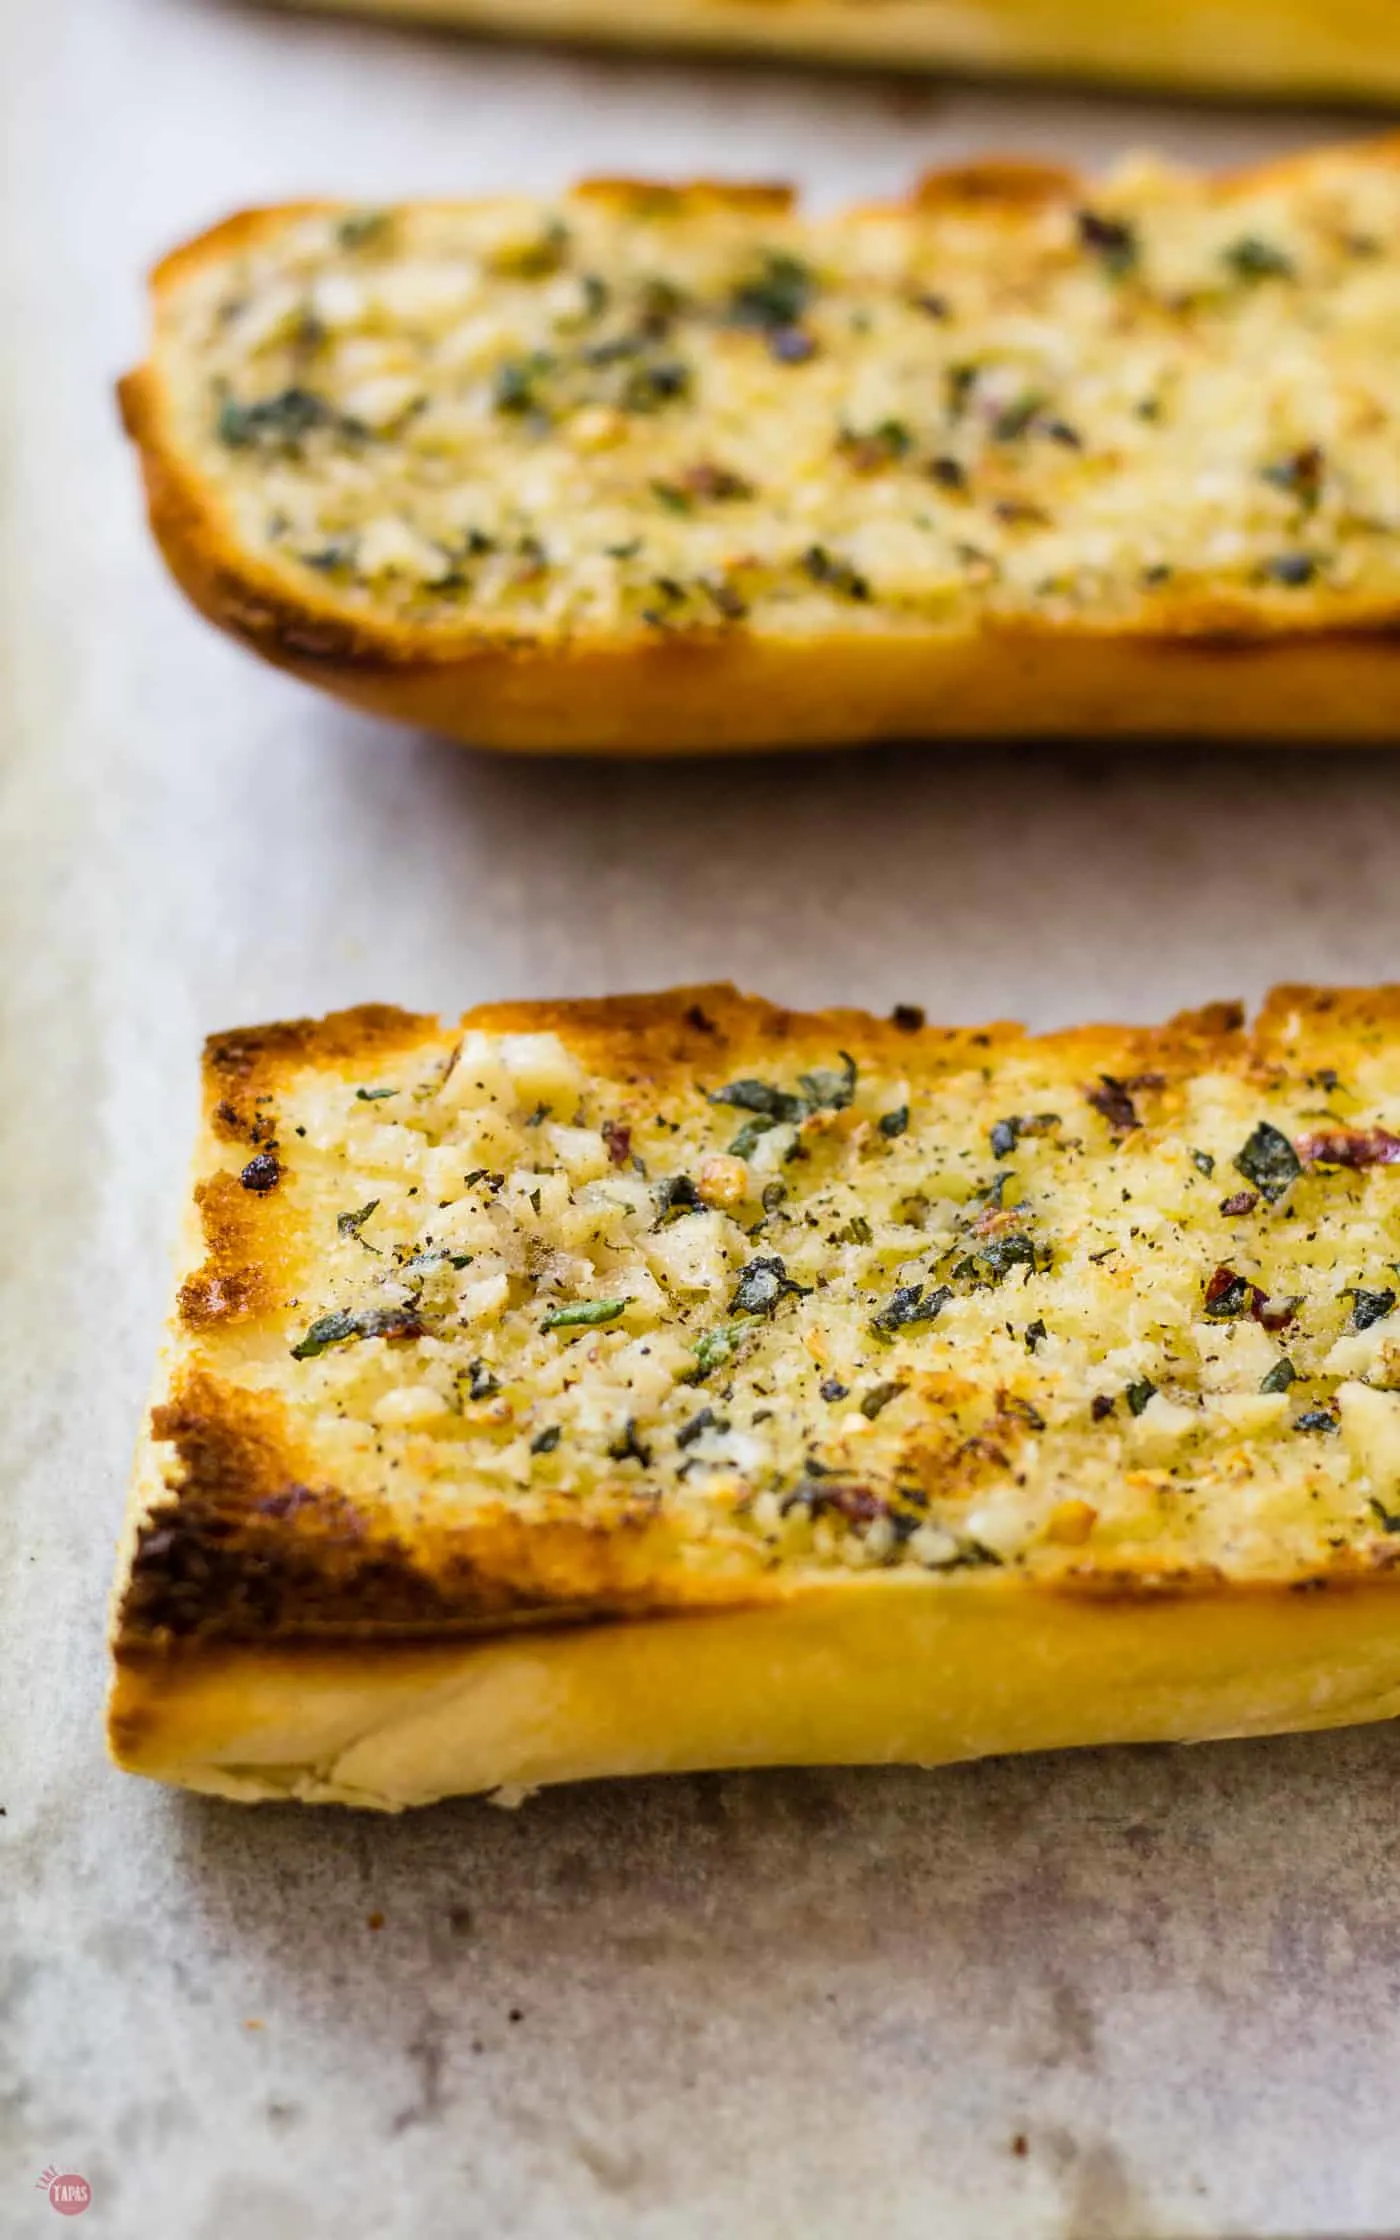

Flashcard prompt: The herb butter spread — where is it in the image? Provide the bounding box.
[140,984,1400,1626]
[149,154,1400,645]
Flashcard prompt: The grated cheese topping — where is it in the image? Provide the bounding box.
[203,998,1400,1586]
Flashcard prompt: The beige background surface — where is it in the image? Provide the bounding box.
[6,3,1400,2232]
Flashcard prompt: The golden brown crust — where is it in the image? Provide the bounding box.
[121,143,1400,752]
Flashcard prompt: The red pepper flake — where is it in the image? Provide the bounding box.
[601,1119,632,1169]
[1204,1264,1253,1317]
[681,461,754,502]
[1203,1263,1297,1331]
[1219,1190,1257,1216]
[1297,1126,1400,1169]
[782,1477,887,1525]
[1085,1076,1143,1135]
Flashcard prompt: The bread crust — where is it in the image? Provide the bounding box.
[121,145,1400,754]
[109,982,1400,1806]
[262,0,1400,105]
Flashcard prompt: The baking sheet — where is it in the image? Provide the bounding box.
[6,3,1400,2232]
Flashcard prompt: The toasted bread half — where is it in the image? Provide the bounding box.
[266,0,1400,106]
[110,983,1400,1808]
[121,142,1400,753]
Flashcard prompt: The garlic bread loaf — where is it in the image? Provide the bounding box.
[111,982,1400,1808]
[267,0,1400,107]
[121,142,1400,753]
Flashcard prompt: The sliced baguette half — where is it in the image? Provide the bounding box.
[110,981,1400,1808]
[266,0,1400,107]
[120,142,1400,753]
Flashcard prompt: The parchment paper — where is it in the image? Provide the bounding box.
[5,3,1400,2231]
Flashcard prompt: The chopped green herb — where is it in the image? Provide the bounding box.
[1368,1497,1400,1534]
[493,220,569,279]
[655,1173,702,1220]
[542,1298,628,1330]
[1076,208,1140,278]
[837,420,913,469]
[712,1058,854,1138]
[1261,445,1324,514]
[711,1076,807,1124]
[337,1200,381,1248]
[730,1257,811,1316]
[290,1304,420,1360]
[879,1105,910,1140]
[336,209,391,252]
[401,1248,472,1276]
[1260,1359,1297,1394]
[622,360,691,412]
[991,392,1047,443]
[677,1405,728,1448]
[728,251,814,331]
[991,1113,1059,1159]
[1260,554,1317,588]
[802,546,870,601]
[1235,1121,1301,1204]
[1295,1407,1338,1434]
[1192,1150,1216,1177]
[608,1417,652,1467]
[728,1116,777,1160]
[531,1425,562,1454]
[355,1085,397,1102]
[1204,1266,1253,1319]
[957,1233,1040,1287]
[860,1381,906,1421]
[492,351,555,415]
[1222,235,1296,282]
[1002,1394,1046,1432]
[820,1376,850,1402]
[217,386,348,453]
[798,1053,858,1112]
[1350,1287,1396,1331]
[873,1281,952,1334]
[688,1322,748,1380]
[1025,1319,1048,1353]
[1125,1378,1157,1417]
[465,1359,499,1401]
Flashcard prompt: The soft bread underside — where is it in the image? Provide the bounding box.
[265,0,1400,104]
[110,1573,1400,1809]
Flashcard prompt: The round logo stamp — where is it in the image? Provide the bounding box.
[38,2171,91,2217]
